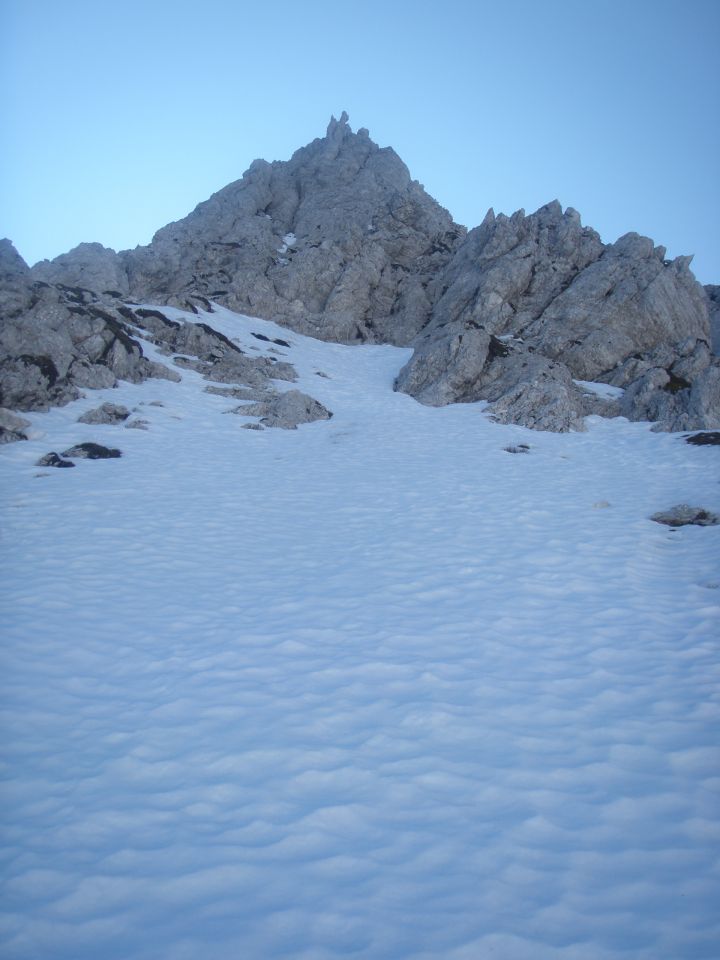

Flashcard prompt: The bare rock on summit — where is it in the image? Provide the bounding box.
[32,114,464,346]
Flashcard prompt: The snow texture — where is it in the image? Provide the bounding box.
[1,306,719,960]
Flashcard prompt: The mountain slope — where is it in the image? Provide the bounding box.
[1,305,719,959]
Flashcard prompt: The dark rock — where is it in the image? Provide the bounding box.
[61,442,122,459]
[685,431,720,445]
[37,452,75,468]
[651,505,719,527]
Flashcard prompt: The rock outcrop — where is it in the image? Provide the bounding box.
[395,203,717,431]
[706,285,720,355]
[0,242,178,411]
[232,389,333,429]
[651,504,720,527]
[0,243,303,413]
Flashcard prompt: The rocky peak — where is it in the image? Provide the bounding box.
[326,110,351,140]
[0,239,29,283]
[114,115,464,343]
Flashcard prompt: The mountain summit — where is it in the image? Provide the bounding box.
[1,115,718,432]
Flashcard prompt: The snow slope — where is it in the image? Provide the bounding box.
[1,306,719,960]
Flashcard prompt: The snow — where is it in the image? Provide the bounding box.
[277,233,297,254]
[1,306,719,960]
[575,380,625,400]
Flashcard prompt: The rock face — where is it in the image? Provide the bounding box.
[31,113,463,346]
[706,285,720,355]
[3,117,719,433]
[0,243,178,411]
[395,203,717,431]
[0,243,301,413]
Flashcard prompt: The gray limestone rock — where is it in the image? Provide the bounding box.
[650,504,719,527]
[119,306,296,389]
[233,389,332,429]
[0,275,179,411]
[0,426,28,444]
[706,285,720,356]
[32,243,130,297]
[0,239,30,284]
[33,115,463,346]
[0,407,31,434]
[5,122,719,435]
[396,202,716,431]
[78,402,131,424]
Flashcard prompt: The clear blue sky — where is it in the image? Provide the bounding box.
[2,0,718,283]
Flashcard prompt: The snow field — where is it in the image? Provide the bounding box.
[1,307,719,959]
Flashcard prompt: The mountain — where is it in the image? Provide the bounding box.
[1,118,719,959]
[3,113,717,434]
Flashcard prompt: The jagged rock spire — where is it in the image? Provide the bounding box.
[326,111,350,139]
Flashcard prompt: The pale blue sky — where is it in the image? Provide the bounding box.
[2,0,718,283]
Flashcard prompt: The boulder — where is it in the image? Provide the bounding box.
[61,442,122,459]
[651,505,719,527]
[36,452,75,468]
[233,389,332,429]
[78,403,131,424]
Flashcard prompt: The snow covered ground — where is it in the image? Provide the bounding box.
[1,306,719,959]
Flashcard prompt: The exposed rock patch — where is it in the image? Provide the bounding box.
[232,390,332,429]
[61,442,122,459]
[0,408,31,443]
[78,403,131,424]
[651,505,719,527]
[0,247,179,411]
[685,431,720,446]
[37,452,75,468]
